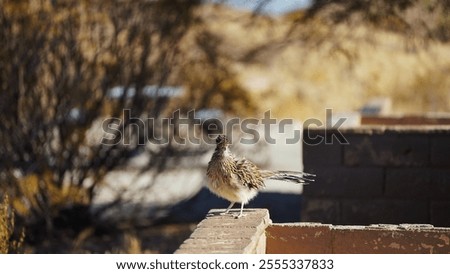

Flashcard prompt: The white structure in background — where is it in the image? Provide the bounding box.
[107,85,184,99]
[210,0,312,15]
[262,122,304,194]
[328,111,361,128]
[360,97,392,116]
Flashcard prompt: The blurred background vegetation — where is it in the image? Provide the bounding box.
[1,0,449,253]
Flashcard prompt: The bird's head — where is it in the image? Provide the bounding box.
[215,134,230,147]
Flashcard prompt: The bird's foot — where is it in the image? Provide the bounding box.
[234,213,246,219]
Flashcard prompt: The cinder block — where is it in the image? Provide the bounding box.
[431,135,450,167]
[266,223,333,254]
[341,199,429,225]
[385,168,431,198]
[303,129,349,147]
[303,167,383,198]
[303,138,343,166]
[431,169,450,199]
[266,223,450,254]
[430,201,450,227]
[301,198,341,224]
[188,227,258,239]
[343,133,429,167]
[175,208,271,254]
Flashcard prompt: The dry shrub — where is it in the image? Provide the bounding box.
[0,195,25,254]
[0,0,258,253]
[117,232,143,254]
[0,0,203,248]
[0,2,216,254]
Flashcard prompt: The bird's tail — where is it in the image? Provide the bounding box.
[264,170,315,184]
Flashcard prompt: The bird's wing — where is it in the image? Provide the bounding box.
[234,158,266,189]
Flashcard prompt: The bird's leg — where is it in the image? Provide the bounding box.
[235,203,245,219]
[221,202,235,215]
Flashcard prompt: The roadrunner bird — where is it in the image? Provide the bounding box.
[206,135,315,218]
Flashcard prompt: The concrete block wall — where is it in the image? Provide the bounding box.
[266,223,450,254]
[177,210,450,254]
[302,126,450,226]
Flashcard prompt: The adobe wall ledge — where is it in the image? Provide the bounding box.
[361,115,450,125]
[175,208,271,254]
[267,223,450,254]
[305,125,450,134]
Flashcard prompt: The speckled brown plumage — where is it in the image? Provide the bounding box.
[206,135,315,218]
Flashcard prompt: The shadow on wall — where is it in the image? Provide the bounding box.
[165,188,303,223]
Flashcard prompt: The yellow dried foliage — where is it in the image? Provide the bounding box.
[0,195,25,254]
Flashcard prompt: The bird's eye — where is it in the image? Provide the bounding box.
[216,135,228,144]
